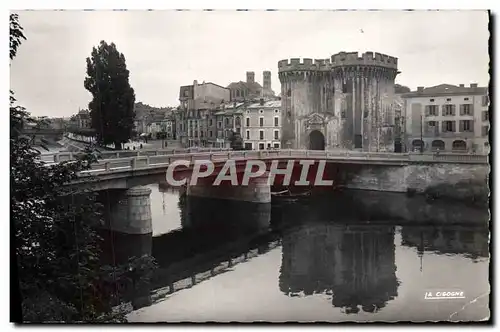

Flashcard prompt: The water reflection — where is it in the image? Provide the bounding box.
[400,226,489,261]
[150,192,274,291]
[279,224,398,314]
[124,186,490,322]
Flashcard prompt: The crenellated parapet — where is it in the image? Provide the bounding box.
[330,51,398,70]
[278,58,332,72]
[278,51,398,75]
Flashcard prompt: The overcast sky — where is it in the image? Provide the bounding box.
[10,10,489,118]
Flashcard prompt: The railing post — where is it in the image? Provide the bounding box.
[105,162,110,171]
[130,158,136,169]
[116,152,120,158]
[146,156,150,166]
[53,154,59,163]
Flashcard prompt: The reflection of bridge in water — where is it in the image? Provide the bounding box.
[99,190,277,307]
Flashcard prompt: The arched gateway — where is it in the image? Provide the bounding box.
[309,130,325,150]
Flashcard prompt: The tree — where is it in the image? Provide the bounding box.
[84,41,136,150]
[11,15,156,322]
[394,84,411,94]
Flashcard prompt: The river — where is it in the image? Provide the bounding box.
[110,184,490,322]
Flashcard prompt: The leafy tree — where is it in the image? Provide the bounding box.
[11,15,156,322]
[394,84,411,94]
[84,41,136,150]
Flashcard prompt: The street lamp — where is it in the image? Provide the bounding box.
[420,112,424,153]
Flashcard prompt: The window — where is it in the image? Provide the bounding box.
[341,110,346,119]
[274,130,279,140]
[426,105,438,116]
[287,89,291,97]
[430,98,435,102]
[483,111,489,121]
[442,120,455,132]
[259,143,265,150]
[482,95,489,106]
[273,143,280,148]
[236,127,241,134]
[459,120,473,132]
[200,131,204,138]
[287,111,291,118]
[460,104,472,116]
[246,130,250,140]
[428,121,437,127]
[275,109,279,113]
[217,121,222,128]
[209,130,213,137]
[464,97,469,101]
[235,117,241,126]
[443,105,454,116]
[274,116,279,127]
[482,126,489,137]
[342,83,348,93]
[209,119,213,126]
[446,98,452,101]
[364,111,368,118]
[259,117,264,127]
[259,109,264,114]
[259,130,264,140]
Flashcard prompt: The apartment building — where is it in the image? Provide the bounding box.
[402,83,489,154]
[178,80,230,147]
[242,99,282,150]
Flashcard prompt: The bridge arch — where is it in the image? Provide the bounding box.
[309,130,325,150]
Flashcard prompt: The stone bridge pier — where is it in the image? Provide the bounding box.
[103,186,153,235]
[185,171,271,204]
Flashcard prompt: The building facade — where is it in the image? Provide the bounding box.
[402,84,490,154]
[242,100,282,150]
[278,51,399,152]
[178,80,231,147]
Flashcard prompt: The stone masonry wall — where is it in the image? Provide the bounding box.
[346,163,490,200]
[187,176,271,204]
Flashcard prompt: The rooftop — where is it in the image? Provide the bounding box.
[246,100,282,108]
[402,83,488,98]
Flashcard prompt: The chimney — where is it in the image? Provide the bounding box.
[193,80,198,86]
[417,86,424,92]
[259,98,265,106]
[459,84,465,88]
[470,83,478,88]
[246,71,255,84]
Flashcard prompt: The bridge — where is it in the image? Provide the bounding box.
[42,148,488,236]
[22,127,65,144]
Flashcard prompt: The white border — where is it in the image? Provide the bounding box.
[3,1,497,330]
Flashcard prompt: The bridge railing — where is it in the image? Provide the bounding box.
[69,149,489,175]
[39,147,231,163]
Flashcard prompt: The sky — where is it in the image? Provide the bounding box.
[10,10,490,118]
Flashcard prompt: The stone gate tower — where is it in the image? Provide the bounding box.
[278,51,399,152]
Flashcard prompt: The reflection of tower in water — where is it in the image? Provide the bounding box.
[279,224,398,314]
